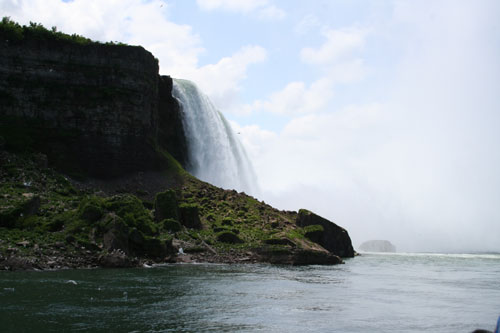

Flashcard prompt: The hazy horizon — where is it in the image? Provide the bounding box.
[3,0,499,253]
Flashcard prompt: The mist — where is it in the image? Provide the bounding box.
[241,1,500,253]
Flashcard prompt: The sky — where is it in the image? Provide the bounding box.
[2,0,500,252]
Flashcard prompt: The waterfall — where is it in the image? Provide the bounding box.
[172,79,259,196]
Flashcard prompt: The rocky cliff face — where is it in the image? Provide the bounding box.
[0,26,187,177]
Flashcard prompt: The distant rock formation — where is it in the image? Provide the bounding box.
[359,240,396,253]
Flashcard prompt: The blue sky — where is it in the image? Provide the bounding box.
[2,0,500,252]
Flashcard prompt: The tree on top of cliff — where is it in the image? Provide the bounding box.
[0,17,127,46]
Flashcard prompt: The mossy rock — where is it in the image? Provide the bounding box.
[303,224,324,243]
[143,237,167,258]
[77,196,104,223]
[162,218,182,233]
[184,246,206,253]
[105,195,148,220]
[213,226,225,233]
[0,205,23,228]
[14,215,40,230]
[216,231,244,244]
[104,194,156,235]
[221,217,233,226]
[264,238,296,247]
[0,195,40,228]
[179,203,202,229]
[154,190,178,222]
[128,228,145,246]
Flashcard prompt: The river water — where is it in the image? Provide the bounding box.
[1,253,499,332]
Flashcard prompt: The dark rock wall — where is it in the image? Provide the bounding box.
[0,36,187,177]
[158,75,188,166]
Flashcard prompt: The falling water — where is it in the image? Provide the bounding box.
[172,79,259,196]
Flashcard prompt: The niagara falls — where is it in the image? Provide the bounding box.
[1,1,500,332]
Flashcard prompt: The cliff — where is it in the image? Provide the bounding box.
[0,19,354,269]
[0,19,188,177]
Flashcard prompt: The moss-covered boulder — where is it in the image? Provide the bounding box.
[179,203,202,229]
[216,231,244,244]
[105,194,156,235]
[77,196,104,223]
[103,216,130,254]
[0,194,40,228]
[162,218,182,232]
[142,237,174,258]
[303,224,324,243]
[296,209,354,257]
[154,190,178,222]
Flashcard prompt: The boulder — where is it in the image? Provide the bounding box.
[296,209,354,257]
[179,203,202,229]
[162,218,182,232]
[154,190,178,222]
[143,238,169,258]
[103,220,130,254]
[216,231,244,244]
[0,194,40,228]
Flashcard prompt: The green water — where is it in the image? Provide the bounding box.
[1,253,499,332]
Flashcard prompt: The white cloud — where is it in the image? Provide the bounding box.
[257,5,286,20]
[196,0,285,20]
[243,25,368,117]
[184,45,267,111]
[249,78,334,116]
[294,14,321,35]
[300,28,367,65]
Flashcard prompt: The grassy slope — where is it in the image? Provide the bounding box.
[0,150,336,269]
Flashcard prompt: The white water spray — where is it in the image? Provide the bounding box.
[172,79,259,196]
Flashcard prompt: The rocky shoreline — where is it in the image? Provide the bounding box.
[0,238,345,272]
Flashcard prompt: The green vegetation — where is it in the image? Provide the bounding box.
[0,17,130,46]
[0,149,334,268]
[1,17,92,44]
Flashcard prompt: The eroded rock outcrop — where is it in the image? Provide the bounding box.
[296,209,355,258]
